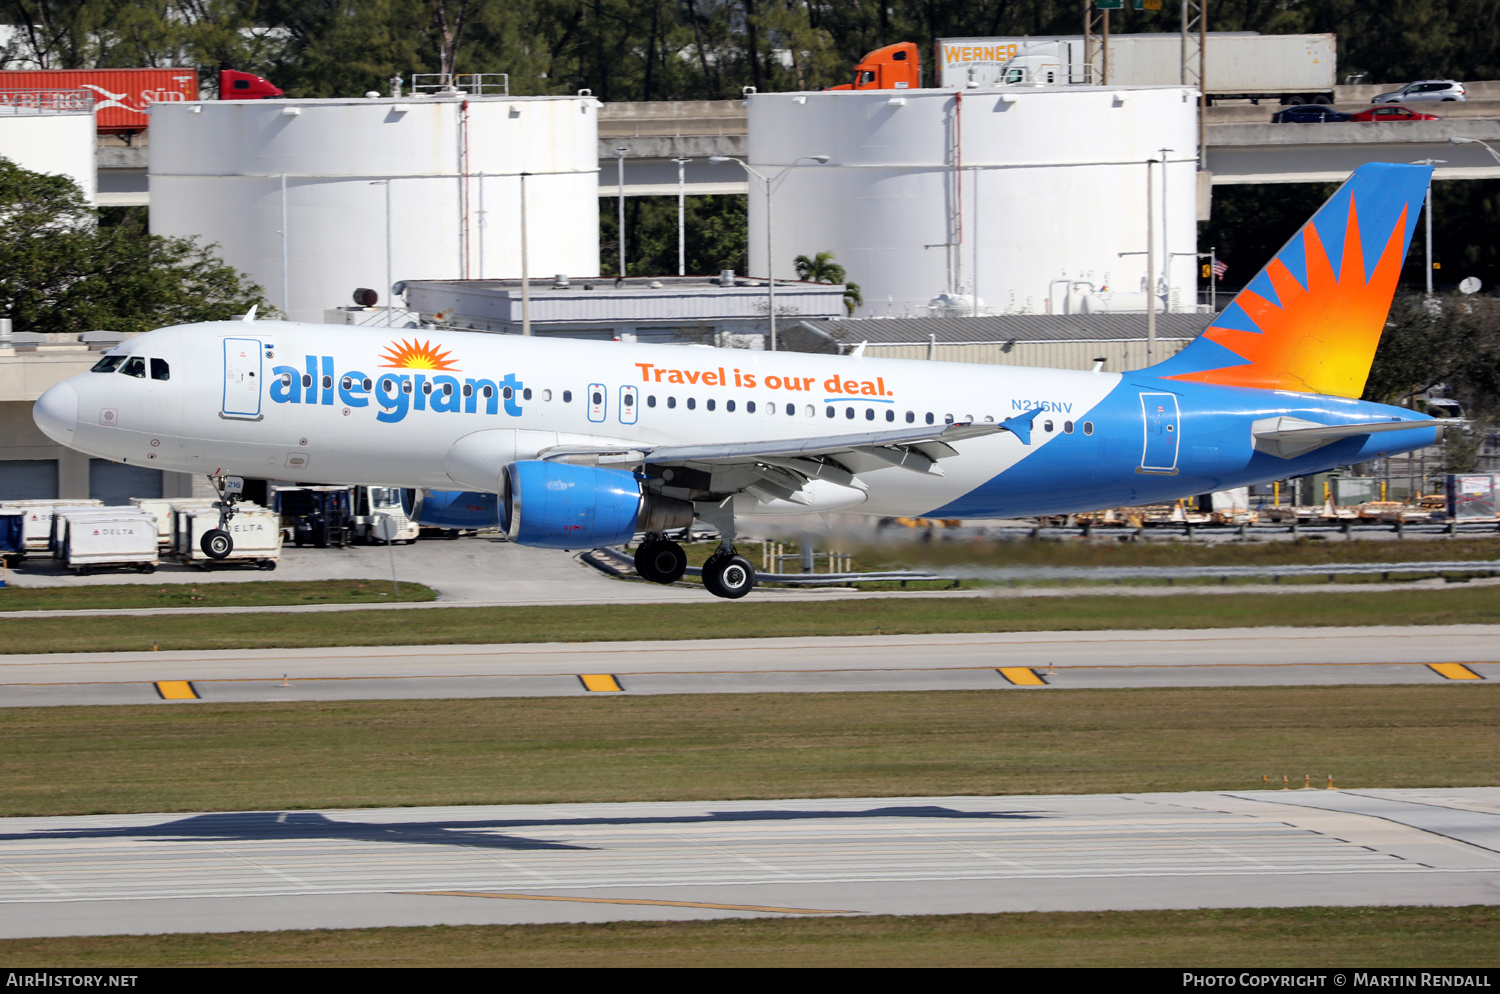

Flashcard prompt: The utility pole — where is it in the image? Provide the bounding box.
[520,172,531,336]
[673,157,691,276]
[615,146,628,278]
[1410,159,1446,297]
[1146,156,1157,362]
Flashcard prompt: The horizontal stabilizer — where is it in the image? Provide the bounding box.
[1251,415,1445,459]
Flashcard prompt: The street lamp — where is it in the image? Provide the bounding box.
[709,153,830,351]
[1449,135,1500,165]
[369,179,392,326]
[1410,157,1447,298]
[672,157,691,277]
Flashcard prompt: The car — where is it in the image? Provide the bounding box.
[1350,105,1442,122]
[1271,104,1353,123]
[1372,80,1466,103]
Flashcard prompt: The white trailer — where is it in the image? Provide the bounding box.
[57,509,159,573]
[173,505,281,569]
[0,499,103,552]
[937,32,1337,104]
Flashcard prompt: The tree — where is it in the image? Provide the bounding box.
[794,249,860,314]
[0,158,270,334]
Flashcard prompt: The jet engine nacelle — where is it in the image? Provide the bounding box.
[401,489,502,529]
[503,461,692,550]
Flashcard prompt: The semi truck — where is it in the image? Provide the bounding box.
[826,42,922,91]
[0,68,282,135]
[936,32,1337,104]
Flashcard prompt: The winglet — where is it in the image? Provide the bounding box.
[999,408,1046,446]
[241,305,258,323]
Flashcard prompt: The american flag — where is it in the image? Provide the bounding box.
[1211,259,1228,280]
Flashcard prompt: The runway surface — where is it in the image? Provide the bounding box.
[1,626,1494,707]
[0,788,1495,938]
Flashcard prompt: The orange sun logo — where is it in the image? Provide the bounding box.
[379,339,460,371]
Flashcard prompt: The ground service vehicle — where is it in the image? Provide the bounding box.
[354,486,420,543]
[938,32,1337,104]
[33,164,1448,599]
[827,43,921,90]
[0,68,281,136]
[274,485,353,548]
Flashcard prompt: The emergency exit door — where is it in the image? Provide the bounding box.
[1138,392,1180,474]
[222,337,263,419]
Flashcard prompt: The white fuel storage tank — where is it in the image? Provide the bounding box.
[747,86,1199,318]
[148,95,601,323]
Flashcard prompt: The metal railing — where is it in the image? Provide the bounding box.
[0,89,91,114]
[409,73,509,97]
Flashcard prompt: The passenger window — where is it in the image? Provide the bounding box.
[542,389,552,401]
[150,358,170,381]
[787,403,796,416]
[726,399,735,412]
[865,408,874,420]
[845,407,855,419]
[906,411,914,423]
[563,390,572,402]
[120,356,146,378]
[925,412,934,424]
[944,414,954,424]
[591,390,601,405]
[1064,421,1074,433]
[363,378,372,391]
[301,373,312,388]
[504,386,514,399]
[706,399,716,411]
[1043,420,1054,433]
[746,401,756,413]
[422,382,433,394]
[483,385,493,398]
[687,398,696,410]
[803,405,814,417]
[647,395,657,408]
[886,409,895,422]
[91,355,124,373]
[667,396,676,409]
[826,406,835,418]
[402,380,413,394]
[1083,421,1095,435]
[623,393,633,407]
[523,388,532,400]
[321,374,332,389]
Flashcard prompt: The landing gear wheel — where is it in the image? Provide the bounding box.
[201,529,233,560]
[702,552,756,599]
[634,540,687,584]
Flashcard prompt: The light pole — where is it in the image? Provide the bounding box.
[615,146,628,278]
[1449,135,1500,165]
[673,157,691,277]
[369,179,392,326]
[708,153,830,351]
[1410,157,1447,297]
[520,171,531,336]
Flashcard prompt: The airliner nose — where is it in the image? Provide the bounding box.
[33,380,78,444]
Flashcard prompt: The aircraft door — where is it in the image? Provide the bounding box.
[1138,392,1180,474]
[222,337,263,419]
[619,385,638,424]
[587,383,606,423]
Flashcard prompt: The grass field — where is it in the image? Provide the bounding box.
[0,580,435,612]
[6,586,1500,655]
[1,686,1493,817]
[1,906,1496,967]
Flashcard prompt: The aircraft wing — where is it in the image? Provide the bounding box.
[1251,416,1447,459]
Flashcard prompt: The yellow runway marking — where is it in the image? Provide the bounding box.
[1428,663,1483,680]
[411,891,850,914]
[579,673,624,692]
[154,680,199,700]
[997,667,1047,686]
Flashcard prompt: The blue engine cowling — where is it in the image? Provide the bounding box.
[503,461,692,550]
[401,489,502,529]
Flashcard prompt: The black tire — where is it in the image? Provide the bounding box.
[201,529,233,560]
[258,559,277,571]
[702,553,756,600]
[137,562,156,574]
[634,540,688,584]
[1311,94,1333,105]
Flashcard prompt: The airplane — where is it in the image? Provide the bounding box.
[32,162,1446,598]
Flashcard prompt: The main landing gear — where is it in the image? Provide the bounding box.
[635,518,757,600]
[634,537,688,584]
[691,502,756,600]
[200,474,243,560]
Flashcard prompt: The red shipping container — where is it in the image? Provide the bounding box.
[0,68,198,133]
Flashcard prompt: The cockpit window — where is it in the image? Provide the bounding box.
[150,358,170,381]
[119,356,146,378]
[91,355,124,373]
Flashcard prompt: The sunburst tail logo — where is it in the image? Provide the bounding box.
[1149,162,1431,399]
[379,338,460,371]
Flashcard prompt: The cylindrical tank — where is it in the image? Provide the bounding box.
[148,95,600,322]
[747,86,1198,317]
[0,96,96,202]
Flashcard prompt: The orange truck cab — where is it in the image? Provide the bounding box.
[827,42,921,90]
[220,70,283,100]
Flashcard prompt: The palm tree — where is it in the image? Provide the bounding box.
[795,251,861,315]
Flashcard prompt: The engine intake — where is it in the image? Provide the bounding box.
[504,461,691,549]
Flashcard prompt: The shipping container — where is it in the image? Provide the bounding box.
[0,68,198,133]
[937,32,1336,104]
[173,505,281,568]
[57,509,159,572]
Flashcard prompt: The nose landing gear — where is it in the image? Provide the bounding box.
[201,474,244,560]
